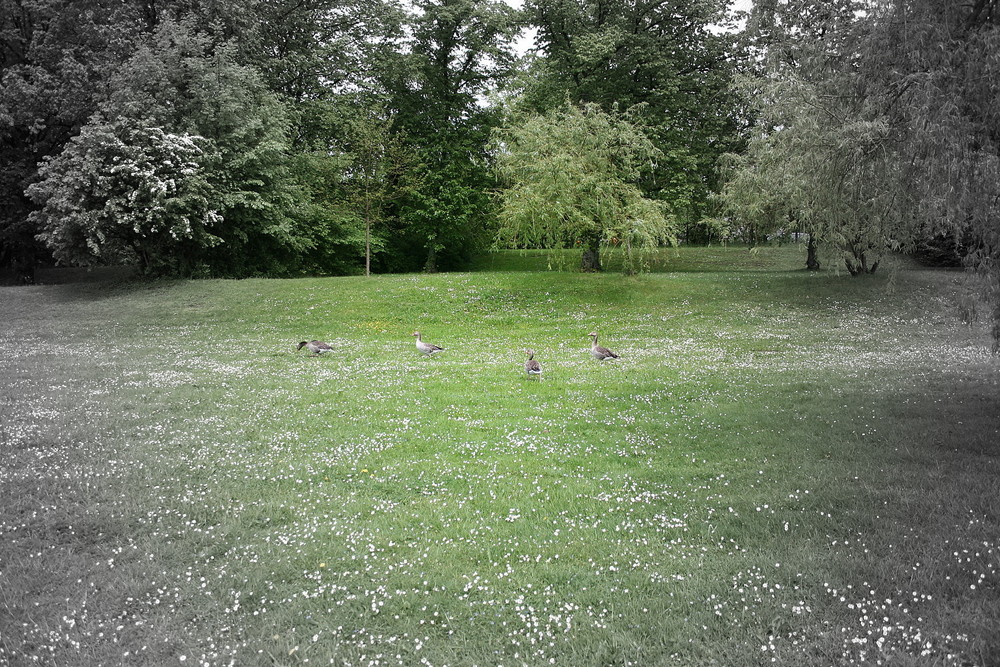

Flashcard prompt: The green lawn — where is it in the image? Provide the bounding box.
[2,246,998,666]
[469,244,808,273]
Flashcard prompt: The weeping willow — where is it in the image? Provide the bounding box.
[493,102,676,272]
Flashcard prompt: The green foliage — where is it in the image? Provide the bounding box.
[522,0,744,222]
[1,0,743,279]
[723,0,1000,341]
[0,0,146,278]
[721,0,917,275]
[331,103,421,274]
[395,153,498,272]
[471,245,809,273]
[0,0,744,280]
[858,0,1000,344]
[90,21,315,277]
[494,101,676,272]
[286,150,368,276]
[1,1,405,279]
[27,118,219,275]
[382,0,521,272]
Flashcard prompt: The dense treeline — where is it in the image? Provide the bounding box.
[0,0,742,279]
[2,0,999,341]
[0,0,518,277]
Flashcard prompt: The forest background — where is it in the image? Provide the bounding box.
[1,0,999,339]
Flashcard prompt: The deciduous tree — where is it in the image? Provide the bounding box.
[494,101,675,272]
[337,105,419,275]
[522,0,743,227]
[28,119,219,274]
[721,0,913,274]
[860,0,1000,344]
[0,0,145,280]
[86,20,312,276]
[381,0,520,272]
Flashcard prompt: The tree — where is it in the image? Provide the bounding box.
[336,104,419,275]
[720,0,916,274]
[720,70,913,274]
[522,0,744,228]
[725,0,1000,345]
[858,0,1000,344]
[0,0,145,280]
[494,101,676,272]
[27,119,220,274]
[92,20,313,276]
[381,0,520,272]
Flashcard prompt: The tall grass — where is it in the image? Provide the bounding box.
[1,246,997,666]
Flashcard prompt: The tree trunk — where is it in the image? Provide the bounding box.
[806,236,820,271]
[581,234,601,272]
[424,245,437,273]
[365,219,371,276]
[10,251,35,285]
[364,191,372,277]
[845,250,878,275]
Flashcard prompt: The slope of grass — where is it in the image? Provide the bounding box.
[1,249,997,666]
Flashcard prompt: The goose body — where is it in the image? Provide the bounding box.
[524,349,542,378]
[412,331,444,356]
[297,340,333,356]
[588,332,619,361]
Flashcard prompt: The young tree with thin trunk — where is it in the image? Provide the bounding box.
[339,107,418,275]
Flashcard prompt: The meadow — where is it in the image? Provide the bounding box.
[1,246,998,666]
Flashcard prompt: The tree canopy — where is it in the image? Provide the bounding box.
[494,102,675,272]
[521,0,744,229]
[0,0,738,280]
[720,0,1000,344]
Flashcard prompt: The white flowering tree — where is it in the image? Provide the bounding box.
[28,119,221,275]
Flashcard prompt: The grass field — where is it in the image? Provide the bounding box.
[1,246,998,666]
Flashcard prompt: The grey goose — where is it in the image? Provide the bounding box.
[297,340,333,356]
[588,332,620,360]
[524,349,542,378]
[412,331,444,357]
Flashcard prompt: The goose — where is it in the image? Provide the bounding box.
[524,349,542,379]
[297,340,333,356]
[412,331,444,357]
[588,332,620,361]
